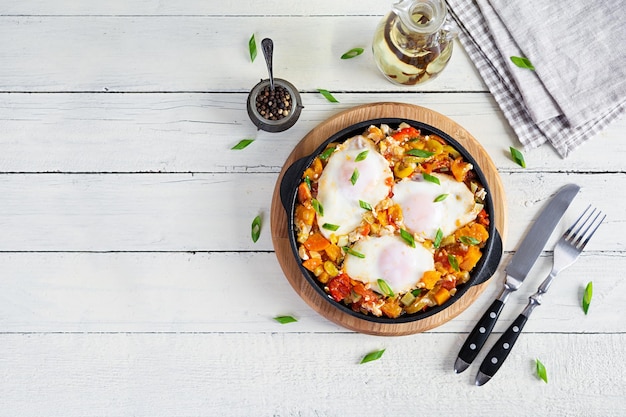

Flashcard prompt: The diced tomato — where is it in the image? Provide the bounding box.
[441,278,457,290]
[391,127,420,142]
[477,209,490,226]
[360,223,371,236]
[327,273,352,302]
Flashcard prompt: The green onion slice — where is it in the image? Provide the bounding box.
[231,139,254,150]
[422,172,440,185]
[354,150,369,162]
[400,229,416,248]
[411,288,422,297]
[510,56,535,71]
[249,34,257,62]
[318,89,339,103]
[359,200,372,211]
[448,253,460,271]
[406,149,434,158]
[274,315,297,324]
[460,236,480,246]
[322,223,340,231]
[304,175,312,190]
[377,279,395,297]
[433,228,444,248]
[312,198,324,216]
[341,47,364,59]
[251,215,262,243]
[583,281,593,315]
[350,168,359,185]
[360,349,385,364]
[319,146,336,160]
[510,147,526,168]
[343,246,365,258]
[536,358,548,383]
[434,194,448,202]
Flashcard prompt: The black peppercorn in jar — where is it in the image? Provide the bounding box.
[247,78,303,132]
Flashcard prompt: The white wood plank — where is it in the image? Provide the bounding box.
[1,92,623,173]
[0,172,620,252]
[0,252,621,334]
[0,332,623,416]
[0,16,484,92]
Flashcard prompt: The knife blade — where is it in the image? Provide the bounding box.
[454,183,580,373]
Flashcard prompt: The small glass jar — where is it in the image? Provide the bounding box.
[247,78,303,133]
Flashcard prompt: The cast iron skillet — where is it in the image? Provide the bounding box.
[280,118,502,324]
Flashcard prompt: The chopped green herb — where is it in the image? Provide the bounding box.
[249,34,257,62]
[460,236,480,246]
[359,200,372,211]
[251,215,262,243]
[312,198,324,216]
[411,288,422,297]
[322,223,340,231]
[582,281,593,315]
[274,315,298,324]
[341,47,364,59]
[360,349,385,364]
[448,254,459,271]
[422,172,440,185]
[433,228,444,248]
[304,175,312,190]
[343,246,365,258]
[510,147,526,168]
[350,168,360,185]
[400,229,416,248]
[231,139,254,150]
[406,149,434,158]
[536,358,548,383]
[434,193,448,202]
[318,89,339,103]
[377,279,394,297]
[355,150,369,162]
[319,146,337,160]
[510,56,535,71]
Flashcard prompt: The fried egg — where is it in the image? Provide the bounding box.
[393,173,480,240]
[316,135,393,239]
[344,235,434,295]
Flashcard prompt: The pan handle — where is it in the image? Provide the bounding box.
[472,230,503,286]
[279,156,310,212]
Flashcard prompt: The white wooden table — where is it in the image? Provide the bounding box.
[1,2,624,416]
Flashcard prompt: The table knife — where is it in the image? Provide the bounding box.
[454,183,580,373]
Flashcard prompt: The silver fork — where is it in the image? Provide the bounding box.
[475,205,605,385]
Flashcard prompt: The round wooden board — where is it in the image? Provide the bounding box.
[271,102,507,336]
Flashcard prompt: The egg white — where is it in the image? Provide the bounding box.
[393,173,479,240]
[343,235,435,295]
[315,135,393,239]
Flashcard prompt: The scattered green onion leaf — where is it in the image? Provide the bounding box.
[510,147,526,168]
[312,198,324,216]
[251,215,262,243]
[359,200,373,211]
[249,34,257,62]
[510,56,535,71]
[411,289,422,297]
[377,279,395,297]
[231,139,254,150]
[434,194,448,203]
[460,236,480,246]
[360,349,385,364]
[400,229,416,248]
[536,358,548,383]
[422,172,440,185]
[343,246,365,258]
[582,281,593,315]
[406,149,435,158]
[319,146,337,160]
[434,228,444,248]
[318,89,339,103]
[350,168,360,185]
[448,254,459,271]
[322,223,340,231]
[341,47,364,59]
[355,150,369,162]
[304,175,312,190]
[274,315,297,324]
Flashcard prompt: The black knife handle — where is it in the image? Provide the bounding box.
[455,299,505,372]
[476,313,529,384]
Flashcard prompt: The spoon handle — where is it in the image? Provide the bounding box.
[261,38,274,90]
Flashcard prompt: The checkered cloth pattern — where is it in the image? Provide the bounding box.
[446,0,626,157]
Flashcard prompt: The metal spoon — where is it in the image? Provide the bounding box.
[261,38,275,91]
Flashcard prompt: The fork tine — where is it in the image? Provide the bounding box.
[579,213,605,249]
[564,204,591,240]
[566,205,604,250]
